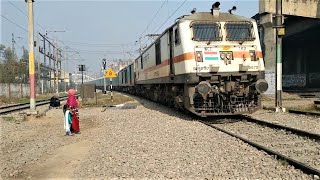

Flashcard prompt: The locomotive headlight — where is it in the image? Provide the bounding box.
[249,50,257,61]
[195,51,203,62]
[220,52,226,60]
[226,52,232,60]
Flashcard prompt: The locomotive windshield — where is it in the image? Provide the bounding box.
[192,23,222,41]
[225,22,255,42]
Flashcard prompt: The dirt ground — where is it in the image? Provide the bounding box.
[1,107,98,179]
[0,93,134,179]
[262,92,319,112]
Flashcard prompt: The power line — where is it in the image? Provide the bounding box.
[50,38,137,47]
[139,0,168,38]
[1,14,28,32]
[154,0,187,33]
[8,0,46,31]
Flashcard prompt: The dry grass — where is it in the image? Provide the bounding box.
[81,92,134,107]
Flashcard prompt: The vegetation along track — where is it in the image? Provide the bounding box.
[201,116,320,176]
[0,96,68,115]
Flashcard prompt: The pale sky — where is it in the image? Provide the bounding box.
[1,0,259,78]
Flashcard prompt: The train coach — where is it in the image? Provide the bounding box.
[91,2,269,117]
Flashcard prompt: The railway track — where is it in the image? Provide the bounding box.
[0,96,68,115]
[201,116,320,176]
[105,91,320,176]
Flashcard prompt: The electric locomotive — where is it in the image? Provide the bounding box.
[114,2,268,117]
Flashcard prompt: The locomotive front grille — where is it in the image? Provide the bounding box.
[193,94,259,114]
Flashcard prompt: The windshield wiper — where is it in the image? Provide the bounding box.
[207,32,218,45]
[238,40,245,45]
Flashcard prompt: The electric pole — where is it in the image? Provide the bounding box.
[64,49,67,92]
[36,34,41,94]
[26,0,36,113]
[79,65,85,84]
[102,58,107,93]
[55,39,59,95]
[275,0,285,112]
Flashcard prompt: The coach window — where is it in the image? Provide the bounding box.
[125,69,127,84]
[122,72,124,84]
[136,59,139,70]
[174,28,180,46]
[155,40,161,65]
[140,56,143,69]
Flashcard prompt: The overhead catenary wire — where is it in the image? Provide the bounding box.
[139,0,168,38]
[8,0,46,31]
[1,14,28,32]
[57,40,135,47]
[153,0,187,33]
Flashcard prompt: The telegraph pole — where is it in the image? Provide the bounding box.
[275,0,285,112]
[26,0,36,113]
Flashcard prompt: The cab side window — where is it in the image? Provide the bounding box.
[174,28,181,46]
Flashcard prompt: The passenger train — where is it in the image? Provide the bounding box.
[88,2,268,117]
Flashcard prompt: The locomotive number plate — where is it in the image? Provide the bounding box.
[239,46,246,51]
[204,47,213,51]
[249,66,258,70]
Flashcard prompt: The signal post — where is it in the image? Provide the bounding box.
[102,58,107,94]
[106,68,117,104]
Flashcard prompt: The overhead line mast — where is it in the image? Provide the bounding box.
[26,0,36,114]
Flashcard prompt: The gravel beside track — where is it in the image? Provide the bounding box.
[73,98,309,179]
[0,96,312,179]
[213,120,320,171]
[250,110,320,134]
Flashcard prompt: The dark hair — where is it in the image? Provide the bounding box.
[63,104,69,114]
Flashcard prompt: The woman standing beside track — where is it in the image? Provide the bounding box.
[66,89,81,134]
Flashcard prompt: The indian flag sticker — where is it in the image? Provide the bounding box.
[204,51,219,60]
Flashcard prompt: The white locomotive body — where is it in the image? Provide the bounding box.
[106,4,268,117]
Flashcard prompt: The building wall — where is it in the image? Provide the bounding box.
[260,0,320,18]
[0,83,41,98]
[257,0,320,91]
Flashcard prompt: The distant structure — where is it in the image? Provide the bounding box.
[253,0,320,93]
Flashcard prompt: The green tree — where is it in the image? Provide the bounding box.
[1,47,19,83]
[0,44,5,61]
[0,46,29,83]
[19,47,29,83]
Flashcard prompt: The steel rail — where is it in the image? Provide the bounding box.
[287,109,320,117]
[238,115,320,141]
[0,96,68,115]
[0,99,50,110]
[201,121,320,176]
